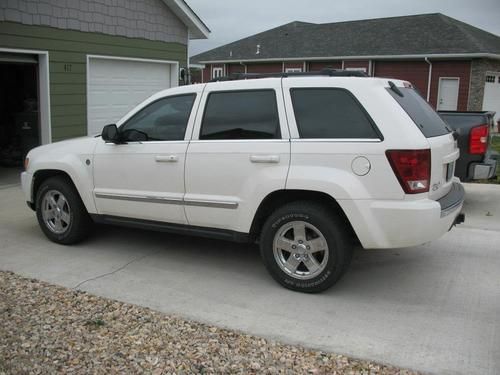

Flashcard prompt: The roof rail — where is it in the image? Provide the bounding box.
[209,68,368,82]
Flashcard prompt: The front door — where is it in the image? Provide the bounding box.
[184,80,291,234]
[93,90,201,224]
[437,78,459,111]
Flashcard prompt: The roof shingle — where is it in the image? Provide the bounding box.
[191,13,500,63]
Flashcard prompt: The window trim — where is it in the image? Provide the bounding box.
[119,93,197,142]
[289,87,383,140]
[212,67,223,78]
[198,88,282,141]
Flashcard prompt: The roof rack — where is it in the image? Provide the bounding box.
[209,68,368,82]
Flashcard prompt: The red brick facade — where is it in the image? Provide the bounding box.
[200,59,473,110]
[373,61,430,98]
[308,61,342,71]
[429,61,471,111]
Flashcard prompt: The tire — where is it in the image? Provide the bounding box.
[35,176,92,244]
[260,201,353,293]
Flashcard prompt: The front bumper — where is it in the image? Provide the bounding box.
[341,181,465,249]
[21,171,34,209]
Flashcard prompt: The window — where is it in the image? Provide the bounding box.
[345,67,367,73]
[200,90,281,140]
[486,75,495,83]
[212,67,223,78]
[387,87,450,138]
[291,88,379,139]
[120,94,196,141]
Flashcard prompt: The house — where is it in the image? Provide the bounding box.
[191,13,500,118]
[0,0,209,167]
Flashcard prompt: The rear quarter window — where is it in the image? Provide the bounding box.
[290,88,380,139]
[387,87,451,138]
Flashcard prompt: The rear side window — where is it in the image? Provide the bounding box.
[291,88,380,139]
[387,87,451,138]
[200,90,280,140]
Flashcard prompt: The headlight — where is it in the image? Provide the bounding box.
[24,157,30,171]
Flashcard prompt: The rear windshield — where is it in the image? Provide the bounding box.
[387,87,451,138]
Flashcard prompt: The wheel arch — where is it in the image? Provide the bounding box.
[250,189,358,243]
[31,169,95,214]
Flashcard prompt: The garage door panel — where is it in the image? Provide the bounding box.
[87,58,173,135]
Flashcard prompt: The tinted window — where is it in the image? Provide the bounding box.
[387,87,450,138]
[121,94,196,141]
[200,90,280,140]
[291,88,379,139]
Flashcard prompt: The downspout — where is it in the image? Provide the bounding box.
[186,30,190,84]
[425,57,432,102]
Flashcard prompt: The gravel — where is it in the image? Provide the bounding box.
[0,271,419,374]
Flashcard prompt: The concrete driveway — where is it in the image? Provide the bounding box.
[1,181,499,375]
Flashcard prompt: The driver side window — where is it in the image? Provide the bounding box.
[120,94,196,141]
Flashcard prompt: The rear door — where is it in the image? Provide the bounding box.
[184,79,290,233]
[387,86,459,199]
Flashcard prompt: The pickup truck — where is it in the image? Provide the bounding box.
[439,111,498,181]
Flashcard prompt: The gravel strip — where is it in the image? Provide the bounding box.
[0,271,419,374]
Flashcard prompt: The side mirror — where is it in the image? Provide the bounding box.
[101,124,119,143]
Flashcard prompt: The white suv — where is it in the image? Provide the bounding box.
[21,72,465,293]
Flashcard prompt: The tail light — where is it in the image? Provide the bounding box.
[469,124,489,155]
[386,149,431,194]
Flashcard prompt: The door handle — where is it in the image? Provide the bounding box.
[155,155,178,162]
[250,155,280,163]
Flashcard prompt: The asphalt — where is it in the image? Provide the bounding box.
[0,178,499,375]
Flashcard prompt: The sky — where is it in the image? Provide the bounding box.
[187,0,500,57]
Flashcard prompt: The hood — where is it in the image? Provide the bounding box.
[27,136,99,161]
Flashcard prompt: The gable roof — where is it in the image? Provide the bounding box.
[191,13,500,63]
[163,0,210,39]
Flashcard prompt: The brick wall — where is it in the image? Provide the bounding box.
[468,58,500,110]
[0,0,187,44]
[309,61,342,71]
[246,63,282,74]
[374,61,430,96]
[227,63,245,75]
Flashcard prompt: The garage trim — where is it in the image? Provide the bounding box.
[85,55,180,135]
[0,47,51,145]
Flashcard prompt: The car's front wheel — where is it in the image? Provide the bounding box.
[260,201,353,293]
[36,176,92,244]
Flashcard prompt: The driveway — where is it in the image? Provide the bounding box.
[0,182,499,375]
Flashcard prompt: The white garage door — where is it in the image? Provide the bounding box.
[87,57,175,135]
[482,72,500,122]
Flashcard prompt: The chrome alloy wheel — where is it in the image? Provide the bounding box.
[272,221,329,280]
[41,190,71,234]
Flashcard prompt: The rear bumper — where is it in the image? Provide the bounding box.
[341,181,465,249]
[468,150,498,180]
[469,158,497,180]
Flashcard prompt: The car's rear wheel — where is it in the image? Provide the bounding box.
[36,176,92,244]
[260,201,353,293]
